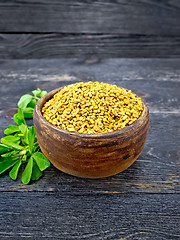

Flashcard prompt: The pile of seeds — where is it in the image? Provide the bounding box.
[42,82,143,134]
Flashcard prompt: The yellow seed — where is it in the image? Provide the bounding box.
[42,82,143,134]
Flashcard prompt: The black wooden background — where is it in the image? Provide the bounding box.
[0,1,180,240]
[0,0,180,58]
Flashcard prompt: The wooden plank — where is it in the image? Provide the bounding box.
[0,113,179,193]
[0,192,179,239]
[0,0,180,34]
[0,58,179,83]
[1,34,180,59]
[0,59,179,193]
[0,59,179,112]
[0,78,180,114]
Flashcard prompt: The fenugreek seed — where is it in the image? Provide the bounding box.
[42,82,143,134]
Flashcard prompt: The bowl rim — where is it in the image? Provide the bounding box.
[34,85,149,139]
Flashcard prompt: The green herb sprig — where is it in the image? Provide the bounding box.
[0,89,50,184]
[18,88,47,118]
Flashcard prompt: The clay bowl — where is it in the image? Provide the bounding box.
[33,87,149,178]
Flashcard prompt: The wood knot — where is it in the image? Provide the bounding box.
[84,55,100,64]
[123,154,130,160]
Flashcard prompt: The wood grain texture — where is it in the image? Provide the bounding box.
[0,58,179,239]
[34,88,149,178]
[0,0,180,35]
[0,59,179,193]
[1,34,180,58]
[0,59,179,113]
[0,112,179,193]
[0,192,180,239]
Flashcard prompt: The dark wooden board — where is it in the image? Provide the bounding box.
[1,34,180,59]
[0,192,179,239]
[0,59,179,193]
[0,78,179,114]
[0,0,180,35]
[1,58,179,82]
[0,58,179,113]
[0,58,179,239]
[0,113,179,194]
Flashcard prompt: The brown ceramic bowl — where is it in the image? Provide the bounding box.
[33,87,149,178]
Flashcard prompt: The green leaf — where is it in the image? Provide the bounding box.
[1,135,20,145]
[28,126,36,153]
[23,107,34,119]
[32,88,41,97]
[0,144,12,155]
[9,159,22,180]
[33,152,50,171]
[0,157,19,174]
[21,156,33,184]
[1,150,16,158]
[18,94,33,110]
[39,90,47,97]
[27,99,37,109]
[0,88,49,184]
[21,155,27,162]
[14,108,25,126]
[19,124,29,145]
[31,160,42,181]
[33,142,40,152]
[1,138,23,151]
[19,124,28,135]
[4,125,19,135]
